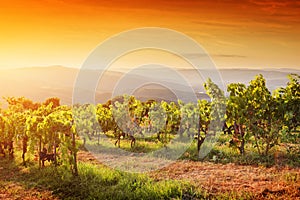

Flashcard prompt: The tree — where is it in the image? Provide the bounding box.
[43,97,60,108]
[226,83,248,154]
[160,101,180,144]
[2,97,41,160]
[13,111,29,163]
[246,75,283,155]
[0,110,20,159]
[196,99,211,152]
[277,74,300,133]
[111,95,137,147]
[0,114,9,158]
[26,103,57,166]
[203,79,226,132]
[41,109,78,175]
[4,96,40,111]
[96,104,113,134]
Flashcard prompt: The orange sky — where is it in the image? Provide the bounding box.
[0,0,300,69]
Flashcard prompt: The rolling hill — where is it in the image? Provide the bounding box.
[0,66,298,105]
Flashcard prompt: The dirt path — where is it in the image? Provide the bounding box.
[78,151,300,199]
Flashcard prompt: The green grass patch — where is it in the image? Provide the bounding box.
[23,162,206,200]
[0,154,206,200]
[179,134,300,168]
[87,131,300,168]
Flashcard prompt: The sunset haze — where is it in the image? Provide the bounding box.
[0,0,300,69]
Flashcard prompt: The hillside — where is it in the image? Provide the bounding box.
[0,66,298,105]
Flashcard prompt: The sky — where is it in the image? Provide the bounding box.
[0,0,300,70]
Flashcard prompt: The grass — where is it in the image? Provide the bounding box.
[0,153,207,200]
[85,132,300,168]
[86,132,165,153]
[1,132,299,199]
[179,134,300,168]
[1,147,299,199]
[85,130,300,168]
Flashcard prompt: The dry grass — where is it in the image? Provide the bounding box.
[149,160,300,199]
[78,150,300,199]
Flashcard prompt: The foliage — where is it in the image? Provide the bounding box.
[0,73,299,176]
[226,83,248,154]
[246,75,284,155]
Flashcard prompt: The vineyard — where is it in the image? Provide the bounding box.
[0,74,300,199]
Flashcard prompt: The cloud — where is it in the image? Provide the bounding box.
[214,54,246,58]
[182,53,246,59]
[248,0,300,14]
[192,20,240,28]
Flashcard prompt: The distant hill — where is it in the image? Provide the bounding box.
[0,66,299,105]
